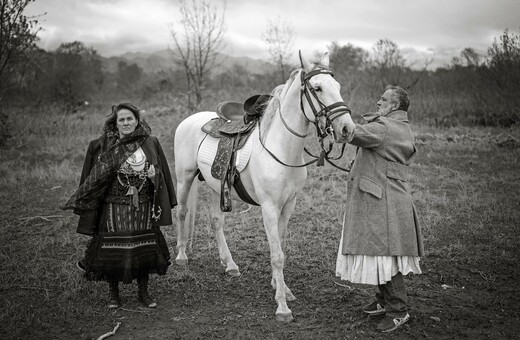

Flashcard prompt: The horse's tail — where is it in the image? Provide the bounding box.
[185,176,199,251]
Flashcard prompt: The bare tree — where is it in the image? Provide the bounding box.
[328,42,368,106]
[461,47,482,67]
[451,47,482,68]
[168,0,226,111]
[54,41,103,111]
[0,0,42,103]
[368,38,431,89]
[485,28,520,123]
[262,16,295,83]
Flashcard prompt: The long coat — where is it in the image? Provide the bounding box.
[76,135,177,235]
[341,110,424,257]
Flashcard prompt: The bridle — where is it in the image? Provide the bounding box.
[300,67,351,139]
[258,66,353,172]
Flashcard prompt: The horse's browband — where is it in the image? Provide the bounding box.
[302,68,334,82]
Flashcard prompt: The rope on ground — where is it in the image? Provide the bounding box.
[19,215,65,222]
[96,322,121,340]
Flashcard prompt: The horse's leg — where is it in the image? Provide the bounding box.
[175,172,197,266]
[273,196,297,302]
[208,192,240,276]
[261,202,293,322]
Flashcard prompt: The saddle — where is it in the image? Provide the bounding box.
[200,95,271,212]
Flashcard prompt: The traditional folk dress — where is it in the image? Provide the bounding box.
[63,121,176,284]
[82,147,170,283]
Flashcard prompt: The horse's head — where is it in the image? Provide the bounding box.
[298,51,355,142]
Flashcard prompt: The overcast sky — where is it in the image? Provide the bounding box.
[26,0,519,69]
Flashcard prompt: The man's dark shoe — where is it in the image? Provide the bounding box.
[108,297,120,309]
[363,301,386,315]
[108,281,120,309]
[377,313,410,333]
[138,293,157,308]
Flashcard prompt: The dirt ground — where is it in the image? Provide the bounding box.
[2,125,519,339]
[64,128,519,340]
[61,244,519,340]
[4,205,519,339]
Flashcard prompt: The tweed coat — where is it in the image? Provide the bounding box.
[75,135,177,235]
[341,110,424,257]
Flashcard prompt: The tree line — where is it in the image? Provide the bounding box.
[1,0,519,128]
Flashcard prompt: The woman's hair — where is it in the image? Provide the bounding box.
[103,102,141,133]
[385,85,410,111]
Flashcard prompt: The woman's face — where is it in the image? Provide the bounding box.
[116,109,138,138]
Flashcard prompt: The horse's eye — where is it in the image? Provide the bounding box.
[314,86,322,92]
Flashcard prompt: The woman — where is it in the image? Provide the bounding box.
[63,102,177,308]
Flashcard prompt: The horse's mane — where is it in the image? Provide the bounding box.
[260,69,300,134]
[259,52,328,134]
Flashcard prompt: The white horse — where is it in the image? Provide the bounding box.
[173,51,355,322]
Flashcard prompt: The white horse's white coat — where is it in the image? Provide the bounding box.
[173,52,355,322]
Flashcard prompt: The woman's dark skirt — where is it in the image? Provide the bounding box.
[82,177,171,284]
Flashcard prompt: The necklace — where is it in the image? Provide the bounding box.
[126,147,146,171]
[117,162,149,210]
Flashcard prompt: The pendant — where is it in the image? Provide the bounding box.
[126,186,139,210]
[152,205,162,221]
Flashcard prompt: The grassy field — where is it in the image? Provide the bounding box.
[1,105,519,339]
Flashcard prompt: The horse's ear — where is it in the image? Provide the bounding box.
[299,50,312,71]
[320,52,330,68]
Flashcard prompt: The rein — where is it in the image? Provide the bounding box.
[277,100,309,138]
[258,118,320,168]
[258,67,353,172]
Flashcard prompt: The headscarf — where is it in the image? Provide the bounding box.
[62,109,151,213]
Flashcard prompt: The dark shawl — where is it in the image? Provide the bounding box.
[62,121,151,213]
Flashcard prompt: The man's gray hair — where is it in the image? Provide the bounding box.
[386,85,410,111]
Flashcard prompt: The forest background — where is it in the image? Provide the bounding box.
[1,0,519,131]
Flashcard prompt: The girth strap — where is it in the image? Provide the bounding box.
[233,173,259,206]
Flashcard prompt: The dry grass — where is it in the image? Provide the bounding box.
[1,106,519,339]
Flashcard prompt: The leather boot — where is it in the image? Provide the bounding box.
[108,281,120,308]
[137,275,157,308]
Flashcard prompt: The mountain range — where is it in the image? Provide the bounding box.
[102,50,274,75]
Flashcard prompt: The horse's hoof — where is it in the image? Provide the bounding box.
[175,258,188,266]
[226,269,241,277]
[276,312,294,322]
[286,293,297,302]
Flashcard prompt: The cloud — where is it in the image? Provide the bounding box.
[28,0,176,55]
[26,0,520,66]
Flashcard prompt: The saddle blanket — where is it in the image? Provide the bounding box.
[197,130,254,173]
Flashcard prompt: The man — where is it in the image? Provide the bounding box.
[335,85,424,333]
